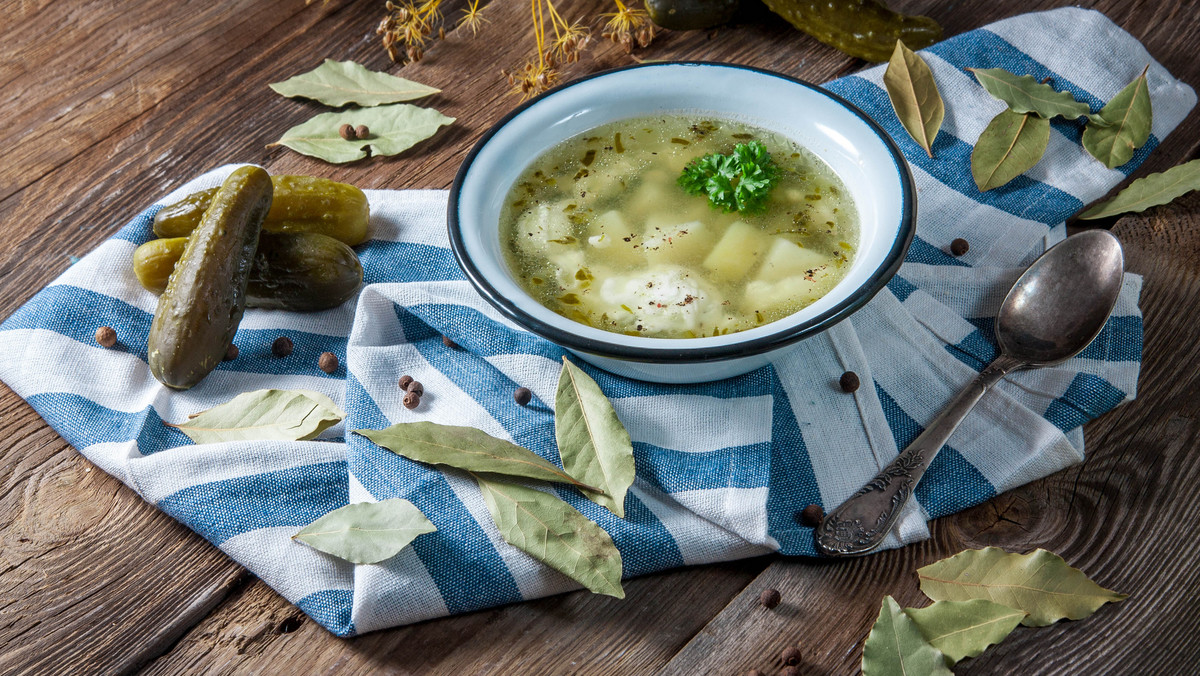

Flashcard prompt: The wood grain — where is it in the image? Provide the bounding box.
[0,0,1197,674]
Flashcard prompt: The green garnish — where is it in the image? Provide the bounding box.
[678,141,779,213]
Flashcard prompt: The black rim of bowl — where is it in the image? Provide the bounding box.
[448,61,916,364]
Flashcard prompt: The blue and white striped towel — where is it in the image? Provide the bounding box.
[0,8,1193,636]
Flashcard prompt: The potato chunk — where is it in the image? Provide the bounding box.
[701,221,770,281]
[757,237,832,283]
[642,219,715,265]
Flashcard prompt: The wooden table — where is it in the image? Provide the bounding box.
[2,1,1198,673]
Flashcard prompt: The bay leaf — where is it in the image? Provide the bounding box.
[917,547,1128,627]
[862,596,953,676]
[474,474,625,598]
[884,40,944,158]
[971,110,1050,192]
[555,357,636,518]
[292,498,436,565]
[167,389,344,443]
[968,68,1092,120]
[269,59,440,107]
[1082,66,1152,169]
[1078,158,1200,219]
[354,422,599,492]
[270,104,454,164]
[904,599,1027,665]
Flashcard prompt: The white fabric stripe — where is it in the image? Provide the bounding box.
[220,526,354,603]
[630,480,771,566]
[351,545,450,634]
[360,189,449,246]
[483,352,569,407]
[127,440,348,504]
[670,486,772,548]
[78,441,137,487]
[612,395,773,453]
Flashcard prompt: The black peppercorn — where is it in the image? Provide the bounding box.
[514,387,532,406]
[402,391,420,410]
[799,504,825,527]
[272,336,293,357]
[224,343,238,361]
[94,326,117,348]
[407,380,424,397]
[399,375,414,390]
[338,123,355,141]
[839,371,860,393]
[318,352,338,374]
[781,646,802,666]
[759,588,781,609]
[950,237,970,256]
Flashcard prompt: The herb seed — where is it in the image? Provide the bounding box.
[338,123,355,141]
[799,504,825,527]
[355,124,370,139]
[224,343,239,361]
[759,588,782,609]
[402,391,420,410]
[94,326,117,348]
[442,335,460,350]
[407,380,424,397]
[399,375,414,390]
[318,352,339,374]
[950,237,970,256]
[514,386,533,406]
[839,371,860,393]
[272,336,294,357]
[781,646,802,666]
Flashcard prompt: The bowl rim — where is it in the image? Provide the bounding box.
[448,61,915,364]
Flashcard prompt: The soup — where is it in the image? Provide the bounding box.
[499,115,858,339]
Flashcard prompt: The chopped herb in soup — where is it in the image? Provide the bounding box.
[500,116,858,339]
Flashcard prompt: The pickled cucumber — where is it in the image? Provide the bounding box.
[644,0,739,30]
[148,166,272,389]
[153,175,369,245]
[761,0,941,62]
[134,232,363,311]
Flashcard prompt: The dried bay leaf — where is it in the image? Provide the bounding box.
[475,474,625,598]
[971,110,1050,192]
[968,68,1092,120]
[555,357,636,518]
[917,547,1128,627]
[1083,66,1152,169]
[904,599,1026,665]
[1079,159,1200,219]
[293,498,436,565]
[269,59,440,107]
[862,596,953,676]
[884,40,944,157]
[354,422,599,492]
[167,389,344,443]
[271,104,454,164]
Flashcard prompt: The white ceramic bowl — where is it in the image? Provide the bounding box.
[449,62,914,383]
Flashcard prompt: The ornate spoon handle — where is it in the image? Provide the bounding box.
[815,353,1024,556]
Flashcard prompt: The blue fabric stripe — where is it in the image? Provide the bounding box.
[111,205,161,244]
[1044,372,1127,432]
[634,441,771,494]
[906,237,970,267]
[887,275,918,303]
[930,30,1160,174]
[156,461,348,546]
[874,385,995,519]
[766,376,825,556]
[958,315,1142,364]
[27,392,189,455]
[345,374,525,614]
[295,589,356,638]
[359,241,463,284]
[825,76,1084,223]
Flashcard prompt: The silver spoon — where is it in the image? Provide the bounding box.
[815,230,1125,557]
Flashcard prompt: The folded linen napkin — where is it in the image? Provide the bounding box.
[0,8,1193,636]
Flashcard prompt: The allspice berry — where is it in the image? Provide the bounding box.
[759,587,782,609]
[224,343,239,361]
[799,504,825,527]
[514,386,532,406]
[355,124,370,139]
[442,335,460,350]
[950,237,970,256]
[338,123,355,141]
[406,380,424,397]
[272,336,294,357]
[398,375,414,390]
[779,667,800,676]
[781,646,802,666]
[318,352,339,374]
[839,371,860,393]
[94,326,117,348]
[402,391,420,410]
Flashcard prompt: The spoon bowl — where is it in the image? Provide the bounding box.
[997,230,1126,365]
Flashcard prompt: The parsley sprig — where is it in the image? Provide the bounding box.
[677,141,779,213]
